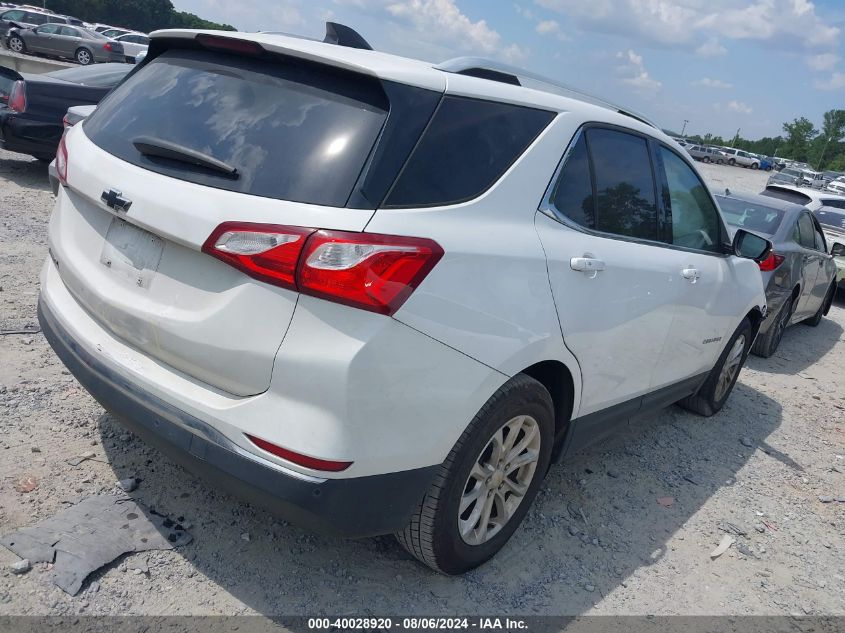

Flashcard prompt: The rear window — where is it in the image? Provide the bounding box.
[816,208,845,229]
[761,187,811,206]
[716,196,785,236]
[384,96,554,208]
[84,49,390,207]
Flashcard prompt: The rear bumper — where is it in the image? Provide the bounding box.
[0,112,60,159]
[38,296,437,538]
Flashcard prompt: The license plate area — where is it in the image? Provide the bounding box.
[100,218,164,289]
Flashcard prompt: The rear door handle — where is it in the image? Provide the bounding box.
[570,256,606,276]
[682,267,700,282]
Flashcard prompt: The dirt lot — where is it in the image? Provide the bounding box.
[0,152,843,618]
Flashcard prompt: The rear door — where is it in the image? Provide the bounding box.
[55,26,82,57]
[53,44,410,396]
[536,126,677,417]
[793,211,823,318]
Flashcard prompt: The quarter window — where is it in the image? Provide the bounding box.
[385,96,554,208]
[659,146,722,252]
[549,134,595,229]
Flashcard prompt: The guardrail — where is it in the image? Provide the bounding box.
[0,48,74,74]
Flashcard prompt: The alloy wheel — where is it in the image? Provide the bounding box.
[77,50,91,65]
[458,415,541,546]
[715,335,746,401]
[9,37,23,53]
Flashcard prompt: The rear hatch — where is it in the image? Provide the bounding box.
[51,37,435,396]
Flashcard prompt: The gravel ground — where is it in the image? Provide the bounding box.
[0,152,843,617]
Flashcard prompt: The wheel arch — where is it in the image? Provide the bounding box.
[518,360,575,461]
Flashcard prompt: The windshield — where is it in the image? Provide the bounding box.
[716,196,786,236]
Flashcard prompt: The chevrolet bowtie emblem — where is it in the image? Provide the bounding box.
[101,189,132,213]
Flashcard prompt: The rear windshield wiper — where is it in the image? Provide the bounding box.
[132,136,239,179]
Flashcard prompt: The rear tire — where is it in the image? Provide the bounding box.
[751,162,759,170]
[679,318,751,417]
[8,35,25,54]
[395,374,554,575]
[803,283,835,327]
[703,156,711,163]
[751,297,793,358]
[75,48,92,65]
[728,158,736,166]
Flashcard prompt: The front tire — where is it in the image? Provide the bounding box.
[679,318,751,417]
[751,162,759,170]
[728,158,736,166]
[752,297,793,358]
[703,156,711,163]
[395,374,554,575]
[8,35,25,54]
[75,48,92,65]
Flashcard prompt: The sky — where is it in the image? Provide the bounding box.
[170,0,845,140]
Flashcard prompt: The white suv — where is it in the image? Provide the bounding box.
[721,148,760,169]
[40,28,770,574]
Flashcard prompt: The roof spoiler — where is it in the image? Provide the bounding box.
[323,22,372,50]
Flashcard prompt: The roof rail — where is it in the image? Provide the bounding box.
[435,57,657,129]
[323,22,373,50]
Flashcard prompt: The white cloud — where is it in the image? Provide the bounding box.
[387,0,501,53]
[692,77,733,89]
[514,3,535,20]
[695,38,727,57]
[616,49,661,92]
[536,19,559,35]
[806,53,839,72]
[727,100,753,114]
[814,72,845,91]
[536,0,839,50]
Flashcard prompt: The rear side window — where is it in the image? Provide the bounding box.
[384,96,554,208]
[588,128,659,241]
[84,49,390,207]
[2,10,25,21]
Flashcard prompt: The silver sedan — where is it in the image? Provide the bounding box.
[7,23,125,65]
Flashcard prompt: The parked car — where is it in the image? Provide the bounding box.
[0,62,130,160]
[100,27,130,39]
[768,167,804,187]
[41,27,771,574]
[6,24,124,65]
[797,169,825,189]
[721,148,760,169]
[757,155,774,171]
[114,31,148,62]
[827,177,845,195]
[761,184,845,211]
[0,7,66,41]
[820,171,844,188]
[832,242,845,292]
[815,206,845,253]
[685,144,726,164]
[715,190,836,357]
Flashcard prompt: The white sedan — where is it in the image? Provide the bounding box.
[114,32,149,62]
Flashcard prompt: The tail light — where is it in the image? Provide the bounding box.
[757,252,784,272]
[56,132,68,186]
[245,434,352,472]
[8,80,25,113]
[202,223,443,316]
[103,42,113,51]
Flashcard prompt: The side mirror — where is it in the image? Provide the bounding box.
[733,229,772,262]
[832,242,845,258]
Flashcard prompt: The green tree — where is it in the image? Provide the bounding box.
[781,117,817,162]
[45,0,235,32]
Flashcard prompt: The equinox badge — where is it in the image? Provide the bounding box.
[101,189,132,213]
